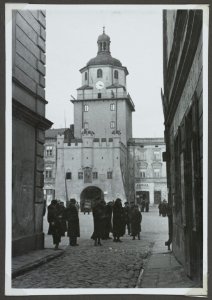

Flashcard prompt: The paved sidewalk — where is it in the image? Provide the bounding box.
[138,237,196,288]
[12,247,65,279]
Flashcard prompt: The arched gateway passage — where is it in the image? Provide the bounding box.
[80,186,104,212]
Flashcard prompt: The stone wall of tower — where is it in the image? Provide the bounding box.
[81,66,126,89]
[54,134,127,204]
[74,99,132,145]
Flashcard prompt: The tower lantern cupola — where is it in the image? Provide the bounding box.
[97,27,111,54]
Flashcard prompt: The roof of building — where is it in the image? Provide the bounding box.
[106,83,126,91]
[45,128,66,139]
[128,138,165,146]
[97,31,110,42]
[86,53,123,68]
[77,85,94,91]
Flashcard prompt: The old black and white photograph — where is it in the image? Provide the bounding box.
[5,4,208,296]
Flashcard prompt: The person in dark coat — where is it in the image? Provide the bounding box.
[131,205,142,240]
[112,198,125,242]
[123,202,131,235]
[47,199,62,250]
[161,200,168,217]
[145,200,149,212]
[141,199,146,212]
[65,198,80,246]
[102,201,113,239]
[58,201,67,236]
[158,201,162,216]
[91,199,106,246]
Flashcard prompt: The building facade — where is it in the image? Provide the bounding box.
[128,138,167,205]
[12,10,52,256]
[54,30,135,208]
[43,128,67,206]
[162,10,203,283]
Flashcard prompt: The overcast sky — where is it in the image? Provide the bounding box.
[45,5,164,138]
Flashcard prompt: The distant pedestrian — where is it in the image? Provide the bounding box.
[47,199,62,250]
[131,205,142,240]
[58,201,67,236]
[141,199,146,212]
[75,201,80,212]
[91,199,106,246]
[145,199,149,212]
[158,201,162,216]
[66,198,80,246]
[123,202,131,235]
[161,200,168,217]
[112,198,125,242]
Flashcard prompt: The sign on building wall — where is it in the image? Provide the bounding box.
[135,183,149,190]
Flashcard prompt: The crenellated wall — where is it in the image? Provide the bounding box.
[55,134,127,204]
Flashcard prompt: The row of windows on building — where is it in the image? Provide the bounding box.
[84,121,115,130]
[84,103,115,112]
[139,169,161,178]
[45,146,162,159]
[65,171,113,180]
[85,69,119,80]
[137,151,162,161]
[45,170,113,180]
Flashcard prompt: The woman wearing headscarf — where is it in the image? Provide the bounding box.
[112,198,125,242]
[65,198,80,246]
[91,199,106,246]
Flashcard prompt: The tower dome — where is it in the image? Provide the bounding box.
[86,27,123,68]
[97,29,110,42]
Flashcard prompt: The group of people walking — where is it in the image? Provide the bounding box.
[47,198,143,250]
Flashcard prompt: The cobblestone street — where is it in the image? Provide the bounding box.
[12,206,168,288]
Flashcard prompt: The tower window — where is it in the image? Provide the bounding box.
[93,172,98,179]
[97,69,103,78]
[98,93,101,99]
[110,103,115,111]
[85,72,87,80]
[103,42,106,50]
[107,171,113,179]
[110,121,115,129]
[84,105,89,112]
[66,172,72,180]
[114,70,118,79]
[78,172,83,179]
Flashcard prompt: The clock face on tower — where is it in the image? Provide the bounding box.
[96,81,104,89]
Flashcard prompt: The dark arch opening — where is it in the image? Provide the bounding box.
[80,186,104,212]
